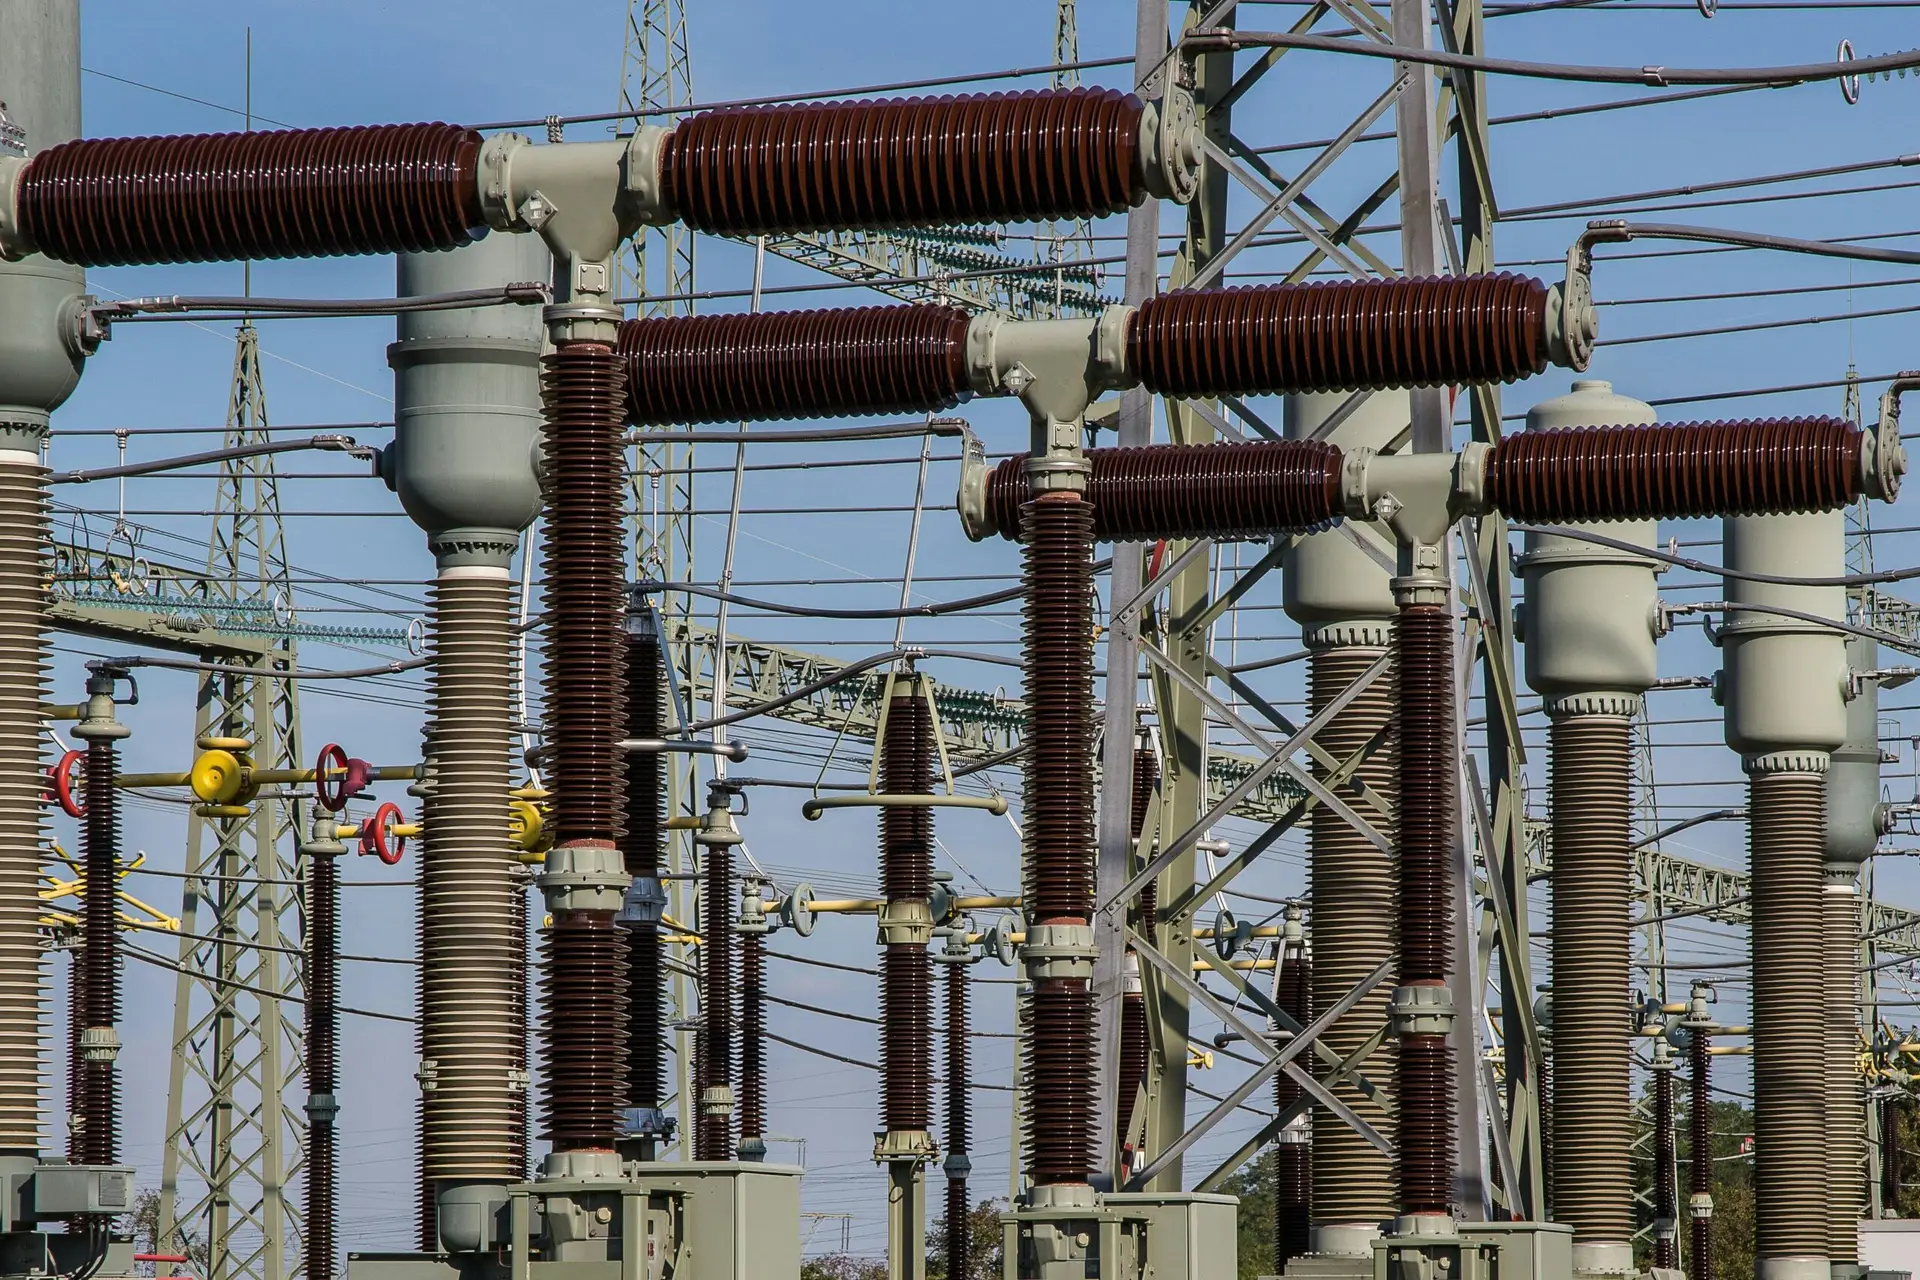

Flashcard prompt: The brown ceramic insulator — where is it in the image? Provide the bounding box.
[1021,496,1096,922]
[78,739,118,1166]
[1137,880,1157,939]
[15,123,485,266]
[625,631,666,1115]
[1396,1035,1456,1216]
[980,440,1346,543]
[1395,605,1454,985]
[1749,771,1828,1263]
[1484,417,1862,523]
[1547,714,1634,1248]
[699,842,734,1162]
[659,88,1146,234]
[65,950,83,1162]
[1882,1096,1902,1219]
[538,909,629,1151]
[945,960,971,1280]
[1274,949,1311,1271]
[540,342,628,846]
[618,305,973,427]
[1116,990,1148,1154]
[1826,881,1865,1265]
[513,880,530,1180]
[1652,1065,1677,1272]
[1308,644,1398,1229]
[881,685,934,904]
[739,932,765,1150]
[306,850,339,1280]
[1023,980,1095,1185]
[1129,742,1157,843]
[883,946,932,1134]
[1689,1026,1712,1280]
[416,884,434,1251]
[1127,274,1550,398]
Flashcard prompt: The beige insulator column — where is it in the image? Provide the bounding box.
[1515,380,1663,1279]
[385,232,549,1253]
[1282,390,1403,1266]
[0,0,85,1175]
[1717,510,1850,1280]
[1825,633,1885,1280]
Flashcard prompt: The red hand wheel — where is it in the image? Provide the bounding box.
[314,743,350,812]
[359,801,408,866]
[50,749,86,818]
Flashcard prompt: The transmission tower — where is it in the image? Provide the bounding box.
[619,0,695,318]
[1037,1,1100,298]
[157,321,309,1280]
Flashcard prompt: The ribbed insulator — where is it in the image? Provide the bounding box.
[541,343,628,844]
[945,961,971,1280]
[1024,980,1095,1186]
[1689,1027,1713,1280]
[1826,880,1865,1263]
[419,574,521,1186]
[1484,417,1862,523]
[1275,950,1311,1271]
[1652,1066,1677,1272]
[1022,496,1096,923]
[1397,1035,1455,1216]
[15,123,484,266]
[1548,714,1634,1247]
[1116,991,1148,1154]
[624,631,666,1115]
[699,842,735,1162]
[1749,771,1828,1262]
[306,851,339,1280]
[1308,644,1398,1229]
[981,440,1346,543]
[512,877,531,1180]
[882,684,933,1136]
[1130,744,1157,843]
[539,910,628,1151]
[1881,1096,1902,1221]
[660,88,1146,234]
[1396,607,1453,984]
[618,306,973,427]
[0,463,49,1156]
[65,951,82,1162]
[739,932,766,1150]
[1128,274,1550,398]
[77,738,118,1167]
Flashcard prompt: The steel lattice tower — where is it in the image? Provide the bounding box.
[157,322,310,1280]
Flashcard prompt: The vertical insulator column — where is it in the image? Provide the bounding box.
[1651,1051,1678,1272]
[944,958,971,1280]
[1274,939,1313,1271]
[738,927,766,1159]
[0,458,51,1160]
[65,949,83,1162]
[1750,770,1830,1267]
[1392,602,1455,1218]
[697,838,734,1161]
[304,835,342,1280]
[538,340,631,1156]
[1306,642,1397,1241]
[418,572,524,1204]
[1116,739,1157,1166]
[1825,872,1865,1270]
[77,735,119,1165]
[1546,711,1635,1256]
[1020,494,1097,1190]
[1688,1021,1713,1280]
[623,626,667,1142]
[880,680,935,1140]
[1882,1096,1902,1216]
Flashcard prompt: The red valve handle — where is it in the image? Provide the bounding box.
[314,743,349,812]
[360,801,407,866]
[51,749,86,818]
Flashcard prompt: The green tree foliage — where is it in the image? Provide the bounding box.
[800,1256,886,1280]
[927,1197,1005,1280]
[128,1188,212,1279]
[1628,1079,1753,1280]
[1218,1151,1278,1280]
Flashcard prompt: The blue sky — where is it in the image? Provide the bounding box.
[36,0,1920,1264]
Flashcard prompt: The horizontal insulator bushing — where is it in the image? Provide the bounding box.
[14,123,485,266]
[1127,274,1551,397]
[980,440,1345,542]
[1485,417,1862,522]
[619,306,973,426]
[659,88,1146,234]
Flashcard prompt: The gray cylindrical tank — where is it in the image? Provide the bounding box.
[1718,511,1848,767]
[1282,390,1406,646]
[385,234,550,570]
[1517,381,1662,712]
[1827,634,1885,866]
[0,0,86,440]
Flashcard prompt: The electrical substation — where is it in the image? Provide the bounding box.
[6,2,1920,1279]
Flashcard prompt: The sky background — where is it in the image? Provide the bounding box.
[28,0,1920,1268]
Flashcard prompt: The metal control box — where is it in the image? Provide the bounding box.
[30,1164,134,1218]
[1102,1191,1239,1280]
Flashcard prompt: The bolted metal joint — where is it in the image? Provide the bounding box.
[1866,373,1919,500]
[700,1083,735,1119]
[614,874,668,929]
[1388,984,1456,1037]
[304,1092,340,1125]
[873,1129,938,1164]
[1689,1193,1714,1220]
[0,154,28,260]
[538,840,628,913]
[877,898,934,947]
[1140,87,1203,203]
[79,1026,119,1064]
[1021,922,1095,981]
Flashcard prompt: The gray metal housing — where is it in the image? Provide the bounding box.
[1281,391,1407,645]
[1827,633,1886,868]
[1718,512,1849,767]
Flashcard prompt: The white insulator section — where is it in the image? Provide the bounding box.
[0,459,46,1155]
